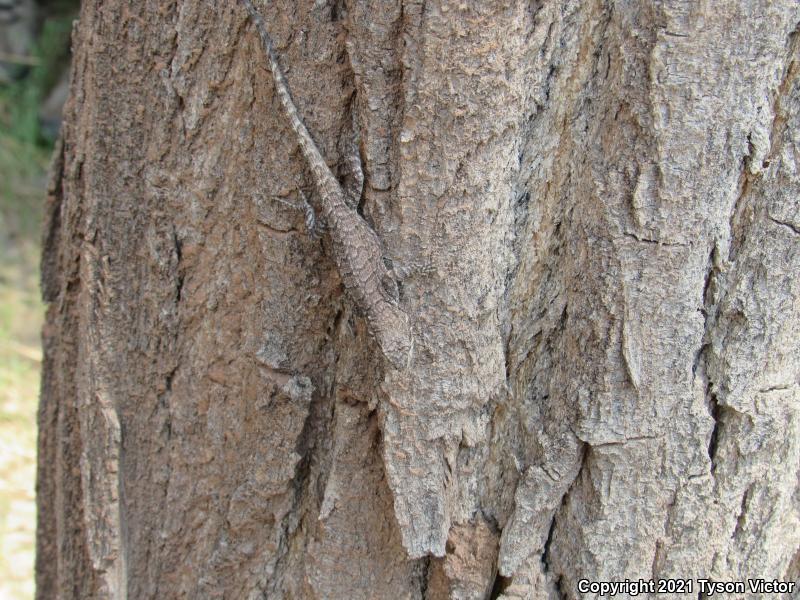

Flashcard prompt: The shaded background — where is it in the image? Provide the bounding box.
[0,0,76,597]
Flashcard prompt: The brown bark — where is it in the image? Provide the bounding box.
[38,1,800,598]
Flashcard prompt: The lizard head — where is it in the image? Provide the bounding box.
[371,303,414,370]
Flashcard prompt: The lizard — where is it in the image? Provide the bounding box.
[239,0,414,370]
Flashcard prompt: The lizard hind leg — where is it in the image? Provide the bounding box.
[339,109,364,209]
[380,271,400,303]
[296,188,323,239]
[273,189,323,239]
[341,149,364,210]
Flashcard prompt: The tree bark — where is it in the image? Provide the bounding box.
[37,1,800,598]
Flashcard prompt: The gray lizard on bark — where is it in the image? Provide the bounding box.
[240,0,413,369]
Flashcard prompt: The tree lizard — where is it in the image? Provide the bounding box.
[240,0,413,369]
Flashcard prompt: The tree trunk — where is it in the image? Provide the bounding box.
[37,1,800,598]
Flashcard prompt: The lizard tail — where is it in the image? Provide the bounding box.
[239,0,342,203]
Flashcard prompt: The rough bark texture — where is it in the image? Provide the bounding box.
[37,1,800,599]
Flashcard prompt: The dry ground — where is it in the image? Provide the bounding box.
[0,133,47,600]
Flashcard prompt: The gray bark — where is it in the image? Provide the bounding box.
[37,1,800,599]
